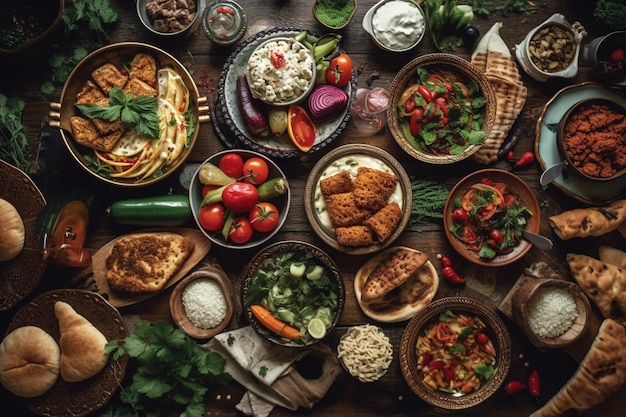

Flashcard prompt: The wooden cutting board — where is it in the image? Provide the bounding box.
[71,227,211,308]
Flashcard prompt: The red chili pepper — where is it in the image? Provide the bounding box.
[528,369,541,397]
[439,255,453,268]
[514,151,535,168]
[506,150,515,162]
[417,85,433,102]
[441,266,464,284]
[504,380,528,394]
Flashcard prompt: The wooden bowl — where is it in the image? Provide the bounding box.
[387,53,497,164]
[48,42,210,187]
[169,268,234,340]
[188,149,291,250]
[312,0,357,30]
[557,97,626,182]
[400,297,511,409]
[0,0,64,57]
[241,241,345,347]
[511,278,591,349]
[304,144,412,255]
[443,169,541,267]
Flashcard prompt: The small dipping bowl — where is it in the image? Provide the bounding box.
[512,278,591,349]
[137,0,200,38]
[202,1,247,46]
[362,0,426,52]
[584,31,626,87]
[515,13,586,82]
[170,268,234,340]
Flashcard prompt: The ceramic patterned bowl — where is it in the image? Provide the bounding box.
[136,0,200,37]
[400,297,511,409]
[387,53,497,164]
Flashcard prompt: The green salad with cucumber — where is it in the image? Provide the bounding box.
[244,250,341,344]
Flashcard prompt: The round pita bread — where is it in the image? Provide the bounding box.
[354,246,439,322]
[0,326,60,397]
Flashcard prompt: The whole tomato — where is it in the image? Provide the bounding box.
[249,202,280,233]
[199,203,226,232]
[243,157,269,185]
[326,53,352,87]
[222,182,258,212]
[219,153,244,178]
[229,216,253,243]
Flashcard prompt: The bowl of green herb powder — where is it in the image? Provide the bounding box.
[313,0,357,30]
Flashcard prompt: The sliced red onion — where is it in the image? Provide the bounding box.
[308,85,349,122]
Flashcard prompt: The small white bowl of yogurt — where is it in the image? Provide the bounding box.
[362,0,426,52]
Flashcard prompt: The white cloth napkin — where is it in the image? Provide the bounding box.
[203,326,341,417]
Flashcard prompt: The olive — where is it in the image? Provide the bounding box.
[463,26,481,47]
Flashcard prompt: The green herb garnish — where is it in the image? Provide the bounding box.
[0,94,32,172]
[76,87,160,139]
[103,320,231,417]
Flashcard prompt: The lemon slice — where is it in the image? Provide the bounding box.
[307,318,327,339]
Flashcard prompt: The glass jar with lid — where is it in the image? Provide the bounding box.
[202,1,247,46]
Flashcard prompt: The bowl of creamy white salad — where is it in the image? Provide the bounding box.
[362,0,426,52]
[246,37,316,106]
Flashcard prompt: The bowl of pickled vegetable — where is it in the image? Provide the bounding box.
[189,149,291,250]
[400,296,511,409]
[443,169,540,267]
[387,53,497,164]
[241,240,345,347]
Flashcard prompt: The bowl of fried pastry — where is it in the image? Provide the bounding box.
[304,144,412,255]
[48,42,210,187]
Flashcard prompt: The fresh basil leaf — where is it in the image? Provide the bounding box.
[75,103,121,121]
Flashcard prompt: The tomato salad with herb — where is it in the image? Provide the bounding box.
[416,310,497,395]
[397,67,487,155]
[448,177,533,260]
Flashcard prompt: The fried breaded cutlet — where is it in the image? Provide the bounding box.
[353,167,398,211]
[123,78,157,98]
[320,170,353,196]
[91,63,128,95]
[129,53,157,87]
[325,192,371,228]
[75,80,107,106]
[335,225,375,247]
[364,202,403,242]
[70,116,123,152]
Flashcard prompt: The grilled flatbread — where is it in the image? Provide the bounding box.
[549,199,626,240]
[529,318,626,417]
[470,22,527,165]
[566,253,626,326]
[105,232,195,294]
[360,247,429,302]
[55,301,108,382]
[355,247,438,322]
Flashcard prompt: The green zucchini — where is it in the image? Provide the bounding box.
[107,194,192,226]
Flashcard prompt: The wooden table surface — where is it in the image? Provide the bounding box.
[1,0,624,416]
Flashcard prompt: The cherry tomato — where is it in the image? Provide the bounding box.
[610,48,625,62]
[326,52,352,87]
[201,183,220,198]
[229,216,253,244]
[221,182,259,212]
[219,153,244,178]
[489,229,504,245]
[451,207,470,223]
[249,202,280,233]
[242,157,269,185]
[199,203,226,232]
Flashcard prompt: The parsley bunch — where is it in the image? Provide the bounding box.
[76,88,160,139]
[0,94,32,172]
[103,321,232,417]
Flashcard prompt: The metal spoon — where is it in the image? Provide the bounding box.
[522,230,553,251]
[539,161,566,186]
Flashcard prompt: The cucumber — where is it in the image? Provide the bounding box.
[107,194,192,226]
